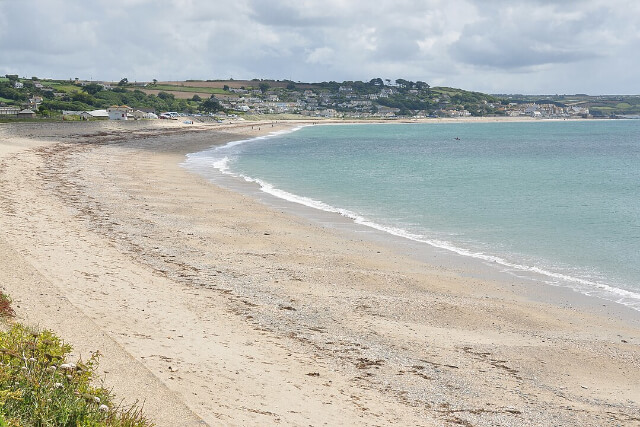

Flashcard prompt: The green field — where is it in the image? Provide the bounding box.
[149,84,228,95]
[47,82,83,92]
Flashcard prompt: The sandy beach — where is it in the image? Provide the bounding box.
[0,119,639,426]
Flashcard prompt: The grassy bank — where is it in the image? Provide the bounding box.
[0,293,153,426]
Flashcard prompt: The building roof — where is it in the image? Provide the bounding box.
[18,109,35,114]
[88,109,109,117]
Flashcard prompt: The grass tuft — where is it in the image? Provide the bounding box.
[0,294,14,319]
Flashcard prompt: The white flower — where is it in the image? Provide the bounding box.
[93,396,101,404]
[60,363,72,370]
[47,366,57,373]
[28,357,37,363]
[54,382,63,388]
[98,404,109,412]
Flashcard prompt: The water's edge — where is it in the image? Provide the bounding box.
[182,125,640,324]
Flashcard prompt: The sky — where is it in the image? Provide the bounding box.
[1,0,638,94]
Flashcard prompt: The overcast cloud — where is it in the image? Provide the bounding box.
[0,0,638,94]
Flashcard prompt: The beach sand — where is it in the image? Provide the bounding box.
[0,119,639,426]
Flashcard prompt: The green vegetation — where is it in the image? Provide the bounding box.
[0,77,201,115]
[46,82,83,93]
[0,293,153,426]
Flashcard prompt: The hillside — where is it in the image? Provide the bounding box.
[2,75,639,119]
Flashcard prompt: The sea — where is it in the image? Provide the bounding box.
[183,120,640,312]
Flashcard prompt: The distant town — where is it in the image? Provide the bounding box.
[1,75,639,121]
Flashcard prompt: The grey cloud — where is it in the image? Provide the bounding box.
[247,1,335,28]
[449,2,619,69]
[370,28,423,61]
[450,31,601,69]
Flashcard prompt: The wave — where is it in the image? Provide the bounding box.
[183,131,640,312]
[184,124,309,175]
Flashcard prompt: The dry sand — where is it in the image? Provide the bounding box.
[0,119,639,426]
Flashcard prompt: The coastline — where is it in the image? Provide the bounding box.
[187,120,640,321]
[198,159,640,327]
[1,120,639,426]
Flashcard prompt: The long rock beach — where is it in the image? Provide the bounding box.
[0,120,638,426]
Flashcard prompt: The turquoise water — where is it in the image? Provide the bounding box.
[185,121,640,310]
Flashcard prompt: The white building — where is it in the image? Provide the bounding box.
[107,105,132,120]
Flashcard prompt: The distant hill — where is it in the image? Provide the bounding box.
[2,75,639,119]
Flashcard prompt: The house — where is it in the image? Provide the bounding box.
[107,105,132,120]
[18,109,36,118]
[13,81,23,89]
[375,106,400,117]
[318,108,337,118]
[28,96,43,109]
[379,88,396,97]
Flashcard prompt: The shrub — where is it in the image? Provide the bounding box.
[0,323,153,426]
[0,295,14,319]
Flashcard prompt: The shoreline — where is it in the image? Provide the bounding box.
[184,120,640,325]
[1,120,639,426]
[199,164,640,327]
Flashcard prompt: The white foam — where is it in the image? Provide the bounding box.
[183,124,309,174]
[188,124,309,156]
